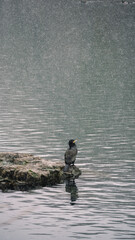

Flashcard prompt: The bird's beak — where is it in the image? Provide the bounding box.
[73,140,77,143]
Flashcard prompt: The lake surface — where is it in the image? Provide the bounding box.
[0,0,135,239]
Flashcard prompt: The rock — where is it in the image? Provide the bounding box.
[62,165,82,180]
[0,153,81,191]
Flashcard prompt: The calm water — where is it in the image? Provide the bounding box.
[0,0,135,239]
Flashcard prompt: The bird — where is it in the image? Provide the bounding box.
[64,139,78,172]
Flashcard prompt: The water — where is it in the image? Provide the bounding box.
[0,0,135,239]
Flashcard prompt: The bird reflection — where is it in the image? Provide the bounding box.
[65,179,78,205]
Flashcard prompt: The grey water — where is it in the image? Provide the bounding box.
[0,0,135,239]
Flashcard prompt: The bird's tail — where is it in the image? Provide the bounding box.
[63,164,70,172]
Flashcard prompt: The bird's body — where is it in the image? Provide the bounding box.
[65,146,77,165]
[64,140,77,172]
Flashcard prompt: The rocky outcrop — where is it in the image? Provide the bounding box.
[0,153,81,191]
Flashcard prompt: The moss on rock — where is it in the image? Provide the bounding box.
[0,152,81,191]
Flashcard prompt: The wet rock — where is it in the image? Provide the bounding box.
[62,165,82,180]
[0,153,81,191]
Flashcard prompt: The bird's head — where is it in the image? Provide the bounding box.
[68,139,77,148]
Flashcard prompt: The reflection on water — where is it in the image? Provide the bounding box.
[65,179,79,205]
[0,0,135,239]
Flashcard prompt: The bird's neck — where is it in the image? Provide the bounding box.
[69,145,76,149]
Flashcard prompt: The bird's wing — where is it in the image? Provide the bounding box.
[64,149,72,160]
[64,148,77,164]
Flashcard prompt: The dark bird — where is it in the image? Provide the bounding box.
[64,139,78,172]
